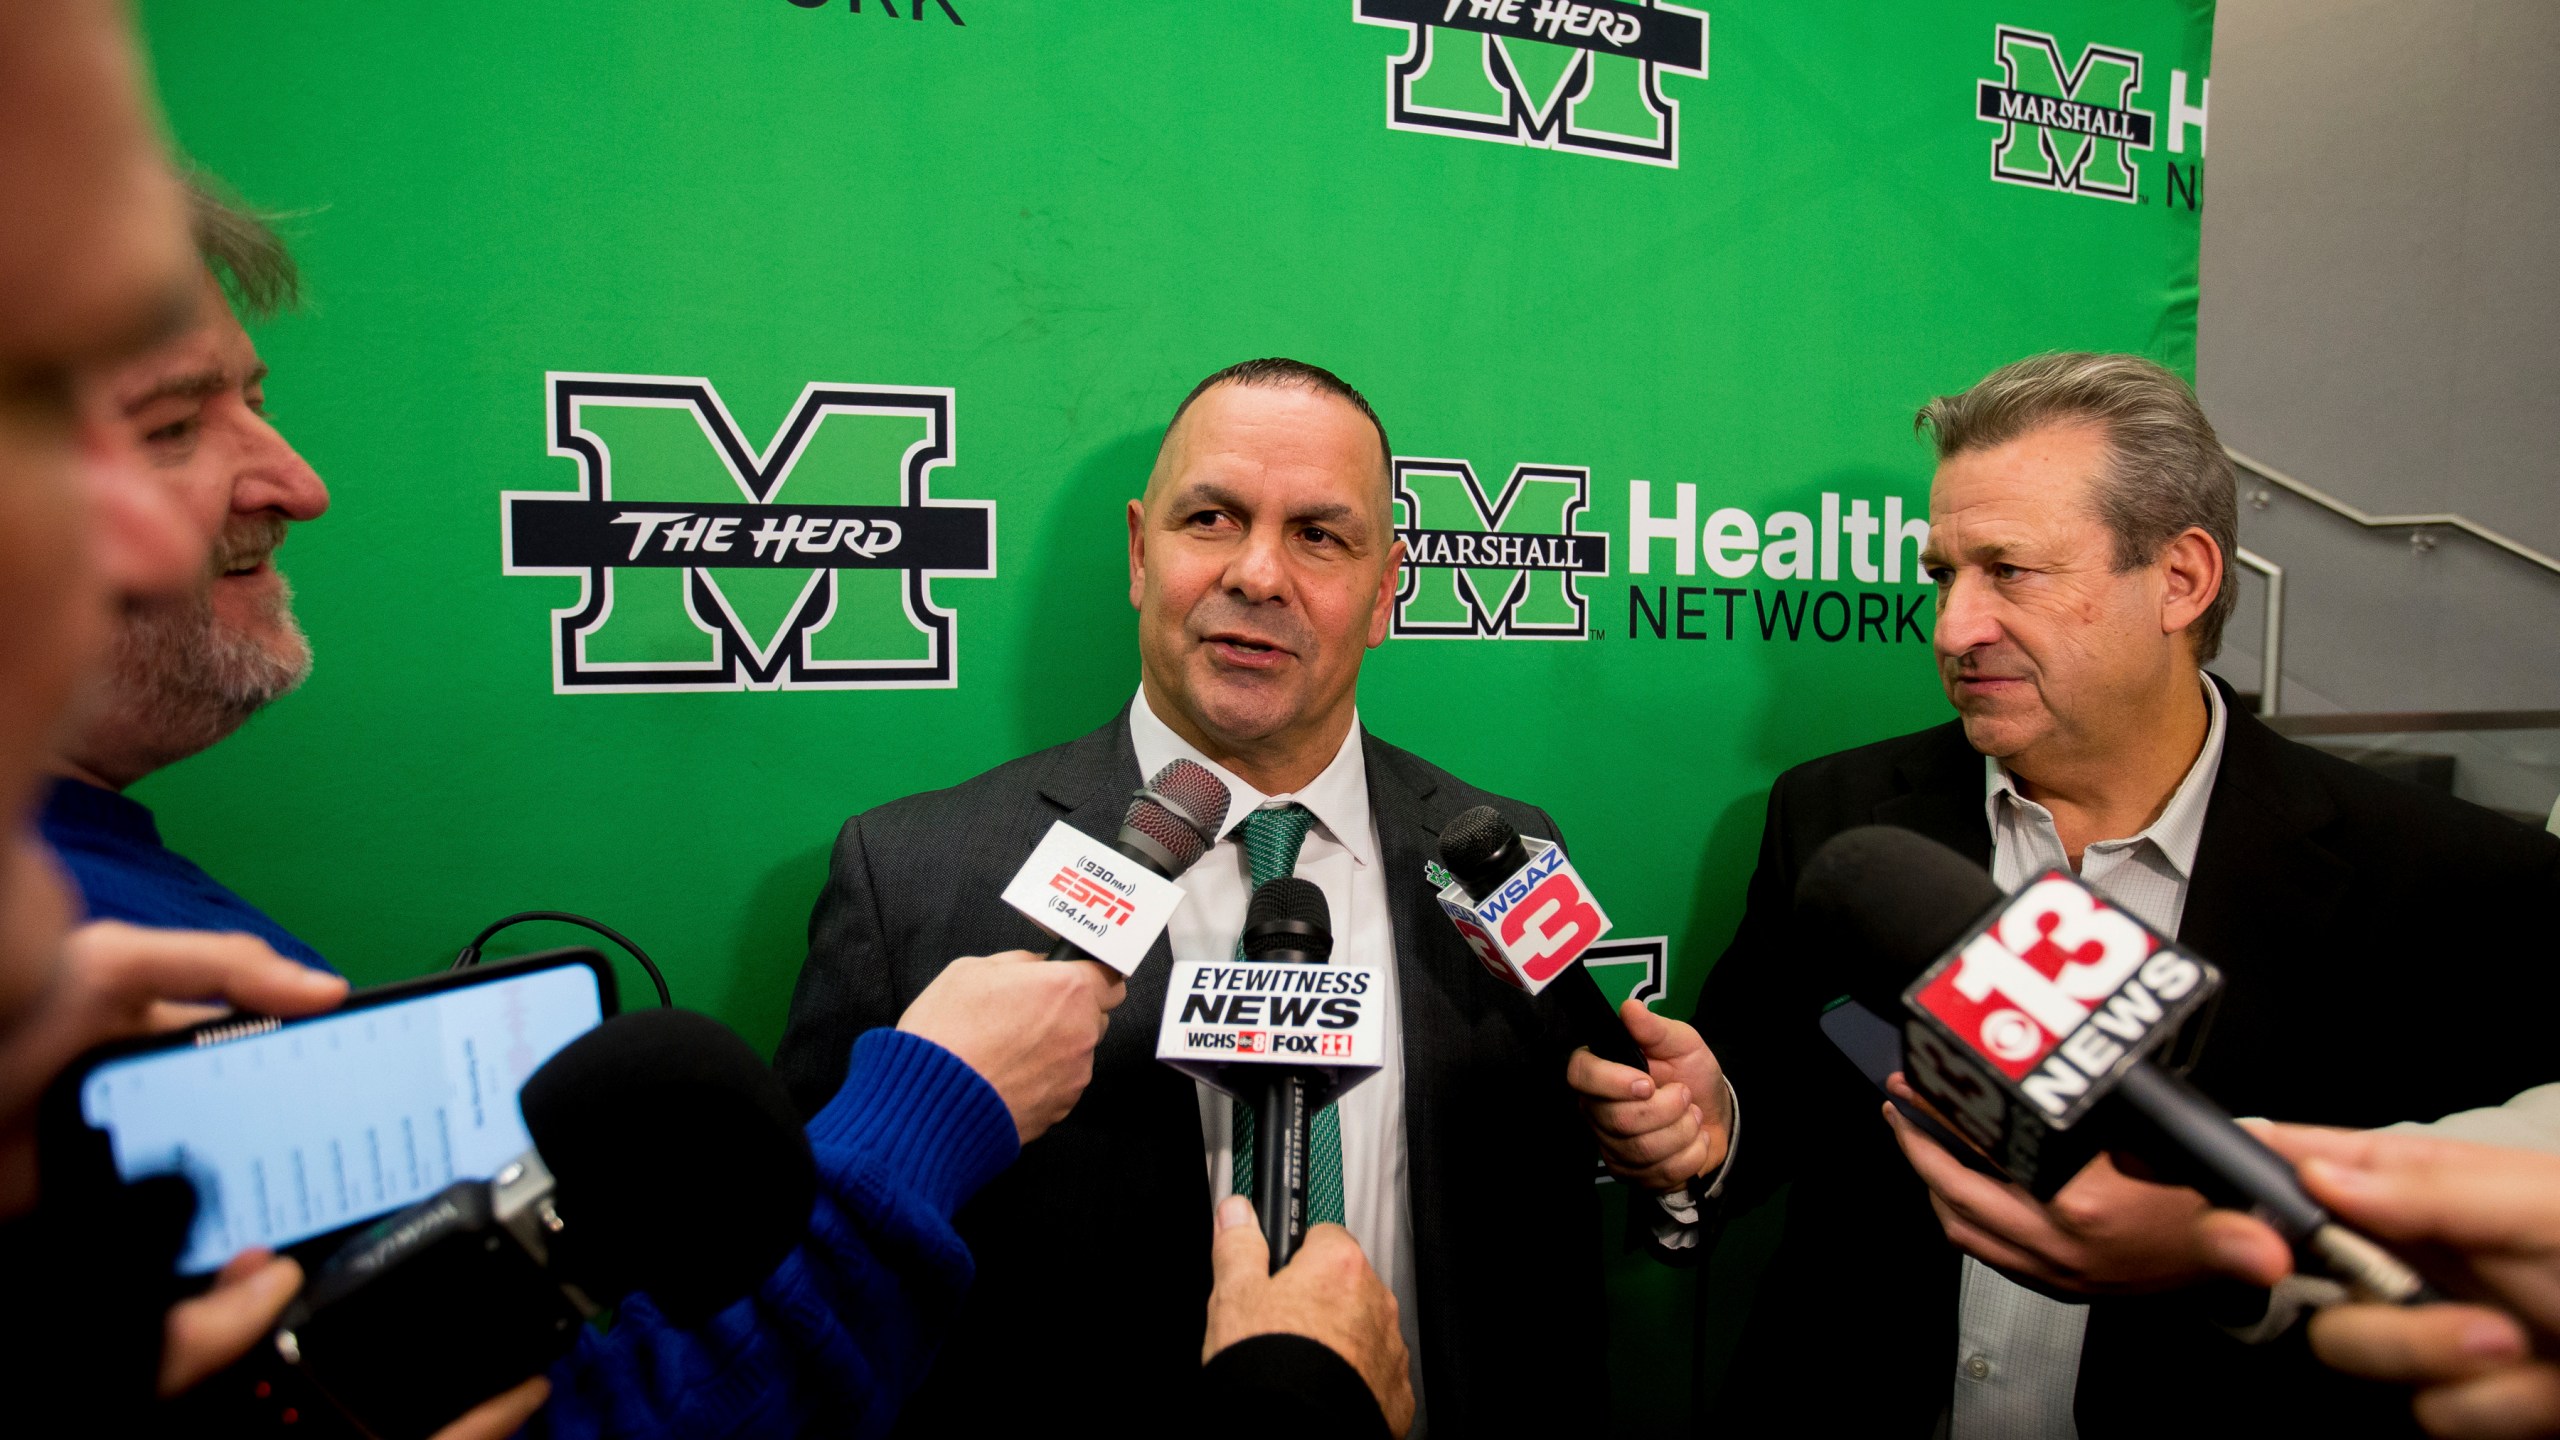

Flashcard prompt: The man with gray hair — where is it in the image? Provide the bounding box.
[1568,352,2560,1437]
[39,173,335,969]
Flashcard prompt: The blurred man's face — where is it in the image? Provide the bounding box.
[66,267,332,787]
[0,0,203,1019]
[1922,421,2183,769]
[1127,383,1401,782]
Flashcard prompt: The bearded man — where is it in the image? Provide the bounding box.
[39,174,334,969]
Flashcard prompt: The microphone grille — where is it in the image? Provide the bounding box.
[1126,797,1211,874]
[1436,804,1524,893]
[1245,875,1330,934]
[1148,758,1231,839]
[1123,759,1231,875]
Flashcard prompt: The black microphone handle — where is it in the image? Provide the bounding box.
[1254,1073,1312,1271]
[2109,1062,2328,1237]
[2108,1063,2442,1304]
[1567,970,1649,1072]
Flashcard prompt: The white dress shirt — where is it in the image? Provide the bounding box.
[1126,690,1428,1432]
[1953,675,2228,1440]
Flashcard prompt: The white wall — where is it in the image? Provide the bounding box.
[2198,0,2560,714]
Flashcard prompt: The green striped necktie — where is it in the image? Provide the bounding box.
[1229,802,1344,1228]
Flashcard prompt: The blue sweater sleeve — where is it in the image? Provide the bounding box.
[532,1027,1018,1440]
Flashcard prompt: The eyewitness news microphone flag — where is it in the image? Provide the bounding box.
[1156,914,1388,1114]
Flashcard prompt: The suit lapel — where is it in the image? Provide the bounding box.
[2176,691,2346,1085]
[1871,721,1995,867]
[1032,708,1179,1067]
[1361,735,1477,1394]
[1363,737,1444,1064]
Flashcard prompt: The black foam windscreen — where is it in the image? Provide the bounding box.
[1436,804,1531,900]
[519,1008,816,1325]
[1792,826,2003,1013]
[1242,876,1332,962]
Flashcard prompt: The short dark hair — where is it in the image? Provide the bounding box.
[1916,351,2238,663]
[1163,357,1392,475]
[182,170,299,320]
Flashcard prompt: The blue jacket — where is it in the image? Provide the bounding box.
[537,1026,1017,1439]
[38,777,335,973]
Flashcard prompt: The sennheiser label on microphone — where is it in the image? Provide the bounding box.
[1156,959,1389,1097]
[1001,820,1188,975]
[1433,836,1612,996]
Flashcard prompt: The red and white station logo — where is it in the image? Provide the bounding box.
[1451,914,1517,989]
[1909,876,2155,1081]
[1497,872,1605,984]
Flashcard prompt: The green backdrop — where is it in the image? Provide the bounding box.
[134,0,2212,1424]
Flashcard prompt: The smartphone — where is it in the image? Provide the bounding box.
[1818,994,2012,1183]
[45,948,615,1275]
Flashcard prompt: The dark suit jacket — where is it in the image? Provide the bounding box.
[774,710,1611,1435]
[1691,677,2560,1438]
[1198,1334,1391,1440]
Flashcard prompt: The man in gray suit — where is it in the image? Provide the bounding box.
[775,358,1613,1435]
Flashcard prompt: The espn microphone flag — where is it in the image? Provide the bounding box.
[1003,759,1228,975]
[1001,821,1188,974]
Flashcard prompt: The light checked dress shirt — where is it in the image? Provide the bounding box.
[1954,674,2228,1440]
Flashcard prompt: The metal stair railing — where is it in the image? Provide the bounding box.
[2228,449,2560,577]
[2222,448,2560,716]
[2231,545,2283,714]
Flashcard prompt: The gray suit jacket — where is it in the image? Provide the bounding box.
[774,708,1613,1434]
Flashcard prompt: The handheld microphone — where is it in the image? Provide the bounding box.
[1798,825,2434,1305]
[1240,877,1333,1269]
[1432,806,1644,1070]
[1156,876,1387,1268]
[1003,759,1230,975]
[258,1008,817,1439]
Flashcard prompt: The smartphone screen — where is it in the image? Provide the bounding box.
[76,960,606,1274]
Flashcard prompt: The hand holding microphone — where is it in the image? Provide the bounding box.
[897,949,1126,1144]
[2192,1125,2560,1440]
[1205,1195,1414,1439]
[165,1248,552,1438]
[1155,876,1386,1268]
[1881,1094,2220,1296]
[1566,1003,1733,1194]
[158,1237,550,1440]
[1427,804,1736,1193]
[224,1008,816,1440]
[1809,825,2436,1307]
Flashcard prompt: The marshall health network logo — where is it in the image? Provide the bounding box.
[1354,0,1708,167]
[1391,457,1610,639]
[501,373,995,693]
[1976,24,2156,202]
